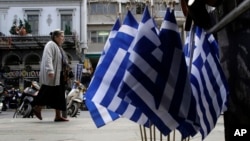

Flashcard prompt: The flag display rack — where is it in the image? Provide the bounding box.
[139,125,191,141]
[85,0,229,140]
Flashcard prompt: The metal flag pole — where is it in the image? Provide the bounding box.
[187,25,195,75]
[207,0,250,34]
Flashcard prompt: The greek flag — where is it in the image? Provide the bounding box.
[97,18,121,65]
[184,26,229,139]
[75,63,83,81]
[85,10,150,127]
[158,8,200,138]
[119,7,198,137]
[85,18,121,127]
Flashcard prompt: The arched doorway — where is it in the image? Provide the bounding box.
[3,54,21,88]
[24,54,40,65]
[23,54,40,88]
[5,54,20,65]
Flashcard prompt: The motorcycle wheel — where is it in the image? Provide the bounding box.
[67,102,79,117]
[13,103,32,118]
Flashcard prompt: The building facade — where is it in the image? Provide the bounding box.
[0,0,185,89]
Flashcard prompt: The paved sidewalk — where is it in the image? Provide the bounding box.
[0,109,225,141]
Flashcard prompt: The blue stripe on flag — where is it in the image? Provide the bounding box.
[184,26,229,139]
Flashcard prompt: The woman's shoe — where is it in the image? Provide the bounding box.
[54,117,69,122]
[33,106,42,120]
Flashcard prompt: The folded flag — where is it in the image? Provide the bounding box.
[85,10,150,127]
[184,26,229,139]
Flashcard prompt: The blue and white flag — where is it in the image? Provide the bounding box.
[85,10,150,127]
[118,7,198,137]
[75,63,83,81]
[157,8,200,138]
[97,18,121,65]
[85,18,121,127]
[184,26,229,139]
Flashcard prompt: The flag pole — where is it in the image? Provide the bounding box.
[118,1,121,21]
[150,0,154,17]
[144,126,148,141]
[149,126,152,141]
[153,125,156,141]
[150,4,154,141]
[139,125,144,141]
[187,25,195,75]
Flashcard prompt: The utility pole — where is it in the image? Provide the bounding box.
[63,0,88,119]
[80,0,88,63]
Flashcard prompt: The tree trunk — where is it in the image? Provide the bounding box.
[216,0,250,140]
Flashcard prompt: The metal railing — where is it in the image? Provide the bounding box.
[0,35,77,49]
[207,0,250,34]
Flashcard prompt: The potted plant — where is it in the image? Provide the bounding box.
[64,25,72,35]
[9,19,32,35]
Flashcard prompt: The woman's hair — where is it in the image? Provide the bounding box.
[50,29,64,41]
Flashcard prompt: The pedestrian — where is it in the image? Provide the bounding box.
[8,87,20,109]
[33,29,69,122]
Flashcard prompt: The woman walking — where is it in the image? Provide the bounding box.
[33,29,69,122]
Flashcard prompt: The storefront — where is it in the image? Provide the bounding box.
[2,69,39,90]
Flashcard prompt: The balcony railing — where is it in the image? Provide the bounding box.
[0,35,77,49]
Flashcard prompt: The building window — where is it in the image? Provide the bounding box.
[5,55,20,65]
[27,15,39,35]
[25,54,40,65]
[89,30,109,43]
[135,3,146,14]
[57,8,75,35]
[23,8,42,35]
[61,14,72,35]
[89,3,117,15]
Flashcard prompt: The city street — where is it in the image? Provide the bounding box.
[0,109,225,141]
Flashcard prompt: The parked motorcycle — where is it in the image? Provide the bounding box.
[0,83,4,113]
[13,81,40,118]
[66,81,86,117]
[0,82,5,113]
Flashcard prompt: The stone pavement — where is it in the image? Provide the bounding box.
[0,109,225,141]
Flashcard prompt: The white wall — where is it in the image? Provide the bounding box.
[2,6,80,36]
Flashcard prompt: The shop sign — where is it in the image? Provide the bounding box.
[2,70,39,78]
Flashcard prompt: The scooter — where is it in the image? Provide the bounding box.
[13,81,40,118]
[66,81,86,117]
